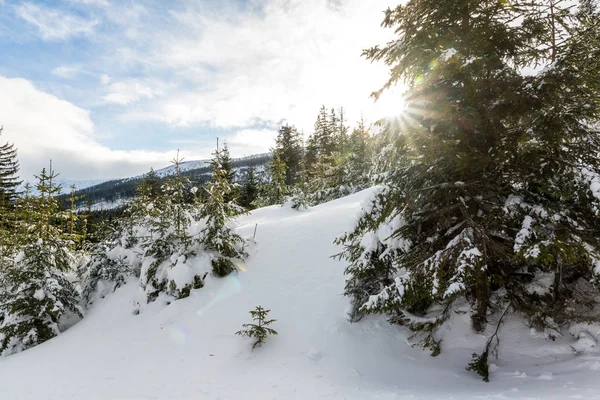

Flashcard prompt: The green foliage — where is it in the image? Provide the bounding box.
[273,124,304,187]
[466,350,490,383]
[220,144,238,204]
[0,127,22,205]
[260,154,288,206]
[239,166,260,210]
[80,248,134,306]
[137,152,201,302]
[236,305,278,349]
[0,164,83,355]
[336,0,600,381]
[200,142,247,276]
[211,257,236,278]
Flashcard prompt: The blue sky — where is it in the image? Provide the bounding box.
[0,0,397,181]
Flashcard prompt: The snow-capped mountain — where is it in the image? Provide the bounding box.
[61,153,271,210]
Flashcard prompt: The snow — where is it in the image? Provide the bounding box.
[2,188,600,399]
[514,216,534,252]
[32,289,45,300]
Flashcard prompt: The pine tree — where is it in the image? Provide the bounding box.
[239,165,260,210]
[0,127,22,206]
[304,106,353,203]
[303,133,319,182]
[345,117,371,190]
[336,0,600,380]
[0,164,82,356]
[62,185,85,246]
[80,248,133,307]
[221,144,237,203]
[199,141,247,277]
[263,154,288,205]
[236,306,278,349]
[144,168,162,199]
[140,151,199,301]
[273,124,304,187]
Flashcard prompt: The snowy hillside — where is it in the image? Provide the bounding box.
[1,189,599,399]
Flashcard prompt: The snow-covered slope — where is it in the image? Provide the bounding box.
[1,189,600,399]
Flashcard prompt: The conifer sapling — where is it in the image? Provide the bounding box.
[236,306,278,349]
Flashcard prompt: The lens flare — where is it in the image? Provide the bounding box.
[196,274,243,317]
[371,84,408,119]
[237,262,247,272]
[168,325,189,346]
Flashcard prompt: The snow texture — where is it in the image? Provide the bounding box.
[1,189,600,399]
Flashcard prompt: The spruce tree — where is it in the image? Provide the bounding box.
[199,142,247,277]
[263,154,288,206]
[0,127,22,205]
[336,0,600,380]
[0,164,82,355]
[303,134,319,182]
[273,124,304,187]
[140,151,199,301]
[239,165,260,210]
[236,306,278,349]
[345,118,371,191]
[221,144,237,203]
[62,185,85,246]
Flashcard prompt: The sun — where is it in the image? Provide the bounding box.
[370,84,409,120]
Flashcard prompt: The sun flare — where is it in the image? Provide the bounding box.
[370,85,408,119]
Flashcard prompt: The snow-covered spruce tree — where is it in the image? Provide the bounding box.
[0,165,82,355]
[80,246,133,307]
[199,143,246,277]
[122,168,162,246]
[336,0,600,380]
[0,127,22,206]
[79,207,137,308]
[140,151,202,301]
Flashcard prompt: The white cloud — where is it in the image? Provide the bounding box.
[226,129,278,157]
[51,65,82,79]
[3,0,405,179]
[0,76,176,181]
[103,80,161,105]
[104,0,397,131]
[0,76,276,181]
[68,0,110,7]
[16,2,99,40]
[100,74,111,84]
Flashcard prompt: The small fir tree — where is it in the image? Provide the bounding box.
[236,306,278,349]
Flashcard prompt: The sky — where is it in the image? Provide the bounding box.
[0,0,400,182]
